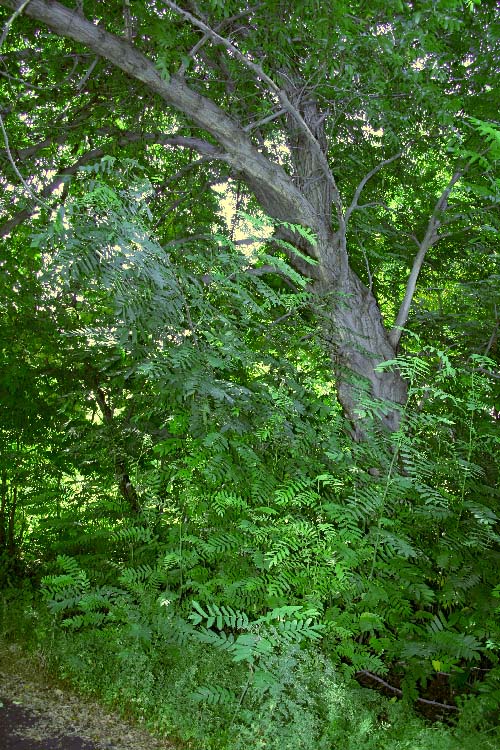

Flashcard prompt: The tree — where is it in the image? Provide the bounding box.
[0,0,498,437]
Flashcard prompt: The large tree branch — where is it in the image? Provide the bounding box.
[388,170,463,348]
[0,0,317,232]
[1,135,58,161]
[0,127,222,169]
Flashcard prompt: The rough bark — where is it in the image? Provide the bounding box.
[321,262,408,437]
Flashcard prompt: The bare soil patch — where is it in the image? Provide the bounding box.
[0,644,178,750]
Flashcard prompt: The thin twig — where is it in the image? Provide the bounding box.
[360,243,373,291]
[477,367,500,380]
[243,108,286,132]
[270,309,295,325]
[76,56,99,90]
[0,56,80,91]
[153,177,216,228]
[178,33,209,75]
[177,4,262,76]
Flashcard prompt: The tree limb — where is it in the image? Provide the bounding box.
[0,129,221,167]
[164,0,340,217]
[344,150,403,224]
[389,169,463,349]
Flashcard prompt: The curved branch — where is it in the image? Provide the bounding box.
[0,0,30,50]
[0,129,222,166]
[345,150,403,225]
[0,0,316,230]
[0,113,50,207]
[164,1,340,214]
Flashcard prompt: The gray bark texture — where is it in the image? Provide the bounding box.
[0,0,409,436]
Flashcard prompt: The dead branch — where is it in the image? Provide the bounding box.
[356,670,459,712]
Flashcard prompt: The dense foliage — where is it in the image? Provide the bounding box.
[0,1,499,748]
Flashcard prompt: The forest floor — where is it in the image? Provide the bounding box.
[0,642,179,750]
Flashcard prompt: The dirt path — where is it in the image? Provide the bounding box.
[0,698,97,749]
[0,644,179,750]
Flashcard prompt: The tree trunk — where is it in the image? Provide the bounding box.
[8,483,17,556]
[319,260,408,439]
[274,221,408,437]
[89,370,142,514]
[280,77,408,437]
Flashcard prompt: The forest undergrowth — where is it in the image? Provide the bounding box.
[2,345,499,749]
